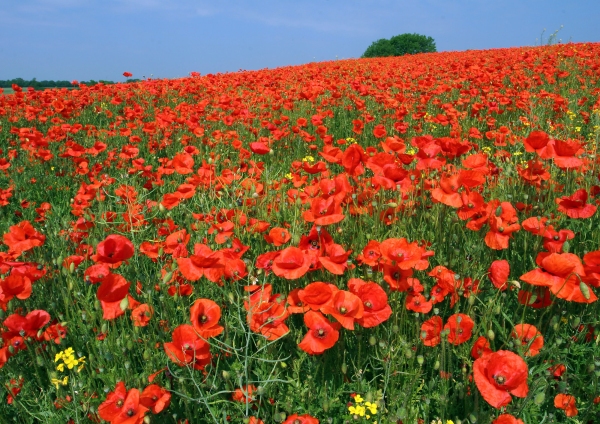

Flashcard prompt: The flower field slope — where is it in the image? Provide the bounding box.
[0,43,599,423]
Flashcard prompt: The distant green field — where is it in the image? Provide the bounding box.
[1,87,15,95]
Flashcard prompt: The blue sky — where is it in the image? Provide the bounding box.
[1,0,599,81]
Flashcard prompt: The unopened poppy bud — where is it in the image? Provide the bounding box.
[143,350,151,360]
[222,370,230,379]
[580,282,591,300]
[533,392,545,405]
[392,325,399,334]
[228,292,235,304]
[162,271,173,284]
[280,361,287,368]
[562,240,570,252]
[571,316,581,328]
[36,356,44,367]
[369,336,377,346]
[469,413,477,423]
[341,363,347,374]
[143,416,151,424]
[119,296,129,311]
[588,364,596,373]
[159,203,166,213]
[495,205,503,217]
[322,399,329,412]
[417,355,424,366]
[468,295,475,305]
[493,305,501,315]
[69,262,75,273]
[434,360,440,370]
[487,329,495,341]
[405,349,413,359]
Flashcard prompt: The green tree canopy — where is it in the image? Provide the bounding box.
[362,33,436,58]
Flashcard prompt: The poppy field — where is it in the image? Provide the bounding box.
[0,43,599,423]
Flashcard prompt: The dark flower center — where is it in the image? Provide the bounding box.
[317,329,325,337]
[200,315,208,323]
[365,301,372,308]
[494,375,506,385]
[339,307,347,314]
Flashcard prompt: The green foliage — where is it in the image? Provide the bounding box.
[362,33,436,58]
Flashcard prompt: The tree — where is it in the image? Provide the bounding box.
[362,33,436,58]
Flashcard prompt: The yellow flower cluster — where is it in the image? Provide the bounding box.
[51,376,68,390]
[302,155,315,163]
[55,347,86,373]
[348,394,378,422]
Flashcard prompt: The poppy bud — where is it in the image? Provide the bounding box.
[8,345,14,354]
[159,203,166,213]
[280,362,287,368]
[36,356,44,367]
[162,271,173,284]
[392,325,399,334]
[143,350,151,360]
[495,206,503,217]
[469,413,477,423]
[143,417,151,424]
[580,282,591,300]
[119,296,129,311]
[322,399,329,412]
[571,316,581,329]
[417,355,424,366]
[369,336,377,346]
[341,363,347,374]
[493,305,501,315]
[563,241,570,253]
[486,329,495,341]
[405,349,413,359]
[434,360,440,370]
[69,262,75,273]
[468,295,475,306]
[588,364,596,373]
[534,392,545,405]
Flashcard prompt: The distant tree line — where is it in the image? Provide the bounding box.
[362,33,437,58]
[0,78,141,89]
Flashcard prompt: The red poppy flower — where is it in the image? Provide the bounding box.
[232,384,257,403]
[2,221,45,256]
[176,244,224,283]
[172,152,194,174]
[250,141,271,155]
[0,274,32,302]
[282,414,319,424]
[163,324,211,370]
[554,393,577,417]
[272,247,311,280]
[473,350,529,408]
[264,227,291,246]
[190,298,224,338]
[484,201,521,250]
[471,336,492,359]
[512,324,543,356]
[99,382,148,424]
[488,260,510,291]
[444,313,474,345]
[298,311,340,355]
[247,301,289,341]
[379,238,433,270]
[131,304,153,327]
[348,279,392,328]
[320,290,363,330]
[523,130,550,153]
[356,240,381,267]
[556,189,597,219]
[430,174,463,208]
[93,234,135,265]
[420,316,443,347]
[3,309,50,339]
[123,72,132,77]
[286,288,309,314]
[405,293,432,314]
[303,196,345,226]
[298,282,336,311]
[318,243,352,275]
[520,252,597,303]
[517,287,553,308]
[492,414,524,424]
[140,384,171,414]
